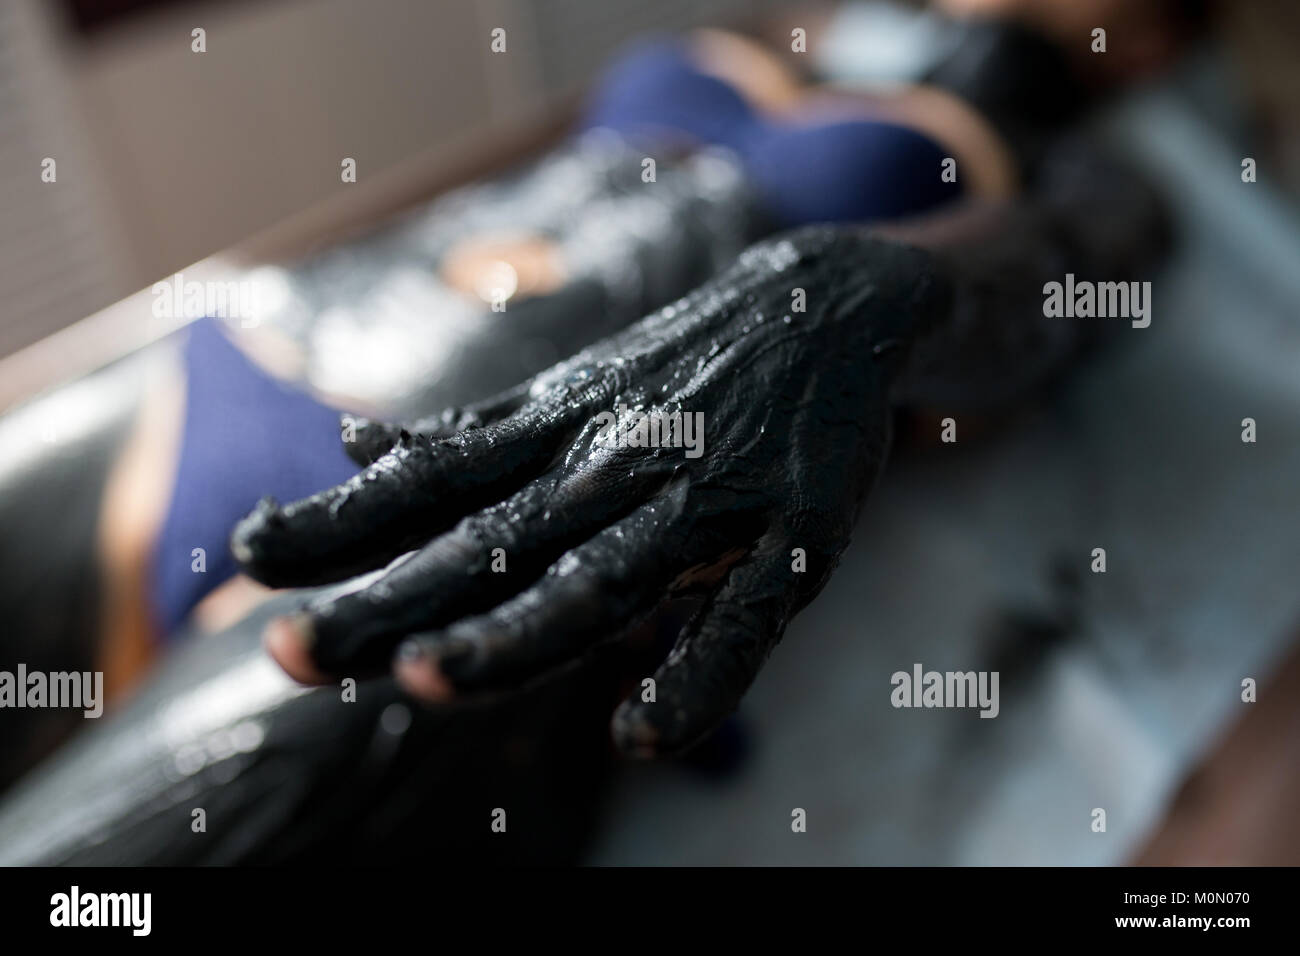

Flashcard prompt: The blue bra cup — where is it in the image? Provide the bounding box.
[582,39,962,226]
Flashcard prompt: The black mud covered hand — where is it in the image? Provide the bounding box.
[231,227,953,755]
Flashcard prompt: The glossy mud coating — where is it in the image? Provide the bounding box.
[0,356,147,791]
[0,138,764,858]
[233,133,764,415]
[0,593,627,864]
[232,136,1167,757]
[235,230,952,754]
[0,133,1167,862]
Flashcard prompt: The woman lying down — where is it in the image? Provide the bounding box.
[0,8,1177,863]
[233,23,1165,755]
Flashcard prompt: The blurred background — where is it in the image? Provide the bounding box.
[1,0,791,360]
[1,0,1298,865]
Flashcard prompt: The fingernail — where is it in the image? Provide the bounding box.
[395,639,457,701]
[610,701,660,759]
[264,612,330,685]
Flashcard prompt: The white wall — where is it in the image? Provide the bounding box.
[4,0,769,356]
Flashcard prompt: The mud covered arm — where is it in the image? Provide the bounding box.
[232,142,1168,756]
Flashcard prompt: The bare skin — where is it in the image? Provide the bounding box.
[689,27,1019,199]
[95,364,184,699]
[89,26,1020,706]
[88,229,577,701]
[233,140,1168,756]
[97,96,1167,760]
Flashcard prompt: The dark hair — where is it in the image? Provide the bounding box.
[923,19,1091,180]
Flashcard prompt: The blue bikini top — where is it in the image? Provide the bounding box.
[581,39,962,227]
[151,41,967,639]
